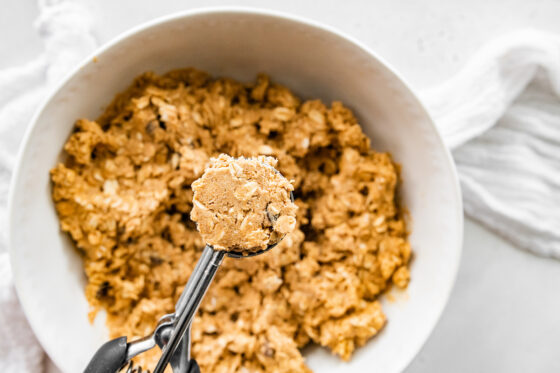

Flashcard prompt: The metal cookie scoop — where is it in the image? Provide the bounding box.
[152,241,280,373]
[83,194,293,373]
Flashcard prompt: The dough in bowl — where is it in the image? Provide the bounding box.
[50,69,412,372]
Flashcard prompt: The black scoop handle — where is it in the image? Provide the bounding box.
[84,336,128,373]
[187,359,200,373]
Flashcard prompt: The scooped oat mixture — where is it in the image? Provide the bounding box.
[50,69,411,372]
[190,154,297,253]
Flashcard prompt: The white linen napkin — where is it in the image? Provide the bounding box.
[0,0,96,372]
[0,1,559,371]
[421,30,560,258]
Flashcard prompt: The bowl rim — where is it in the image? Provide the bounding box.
[7,6,463,373]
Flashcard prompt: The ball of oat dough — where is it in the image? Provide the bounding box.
[190,154,297,253]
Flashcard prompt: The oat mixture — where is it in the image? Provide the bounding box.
[50,69,411,372]
[191,154,297,253]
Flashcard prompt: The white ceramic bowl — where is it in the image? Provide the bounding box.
[8,8,462,373]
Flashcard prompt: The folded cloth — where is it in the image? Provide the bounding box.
[0,1,559,370]
[421,30,560,258]
[0,0,96,372]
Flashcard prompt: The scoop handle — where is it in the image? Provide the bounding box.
[83,336,128,373]
[187,359,200,373]
[154,245,225,373]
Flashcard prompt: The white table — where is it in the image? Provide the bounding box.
[3,1,560,372]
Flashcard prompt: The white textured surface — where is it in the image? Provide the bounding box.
[2,1,560,372]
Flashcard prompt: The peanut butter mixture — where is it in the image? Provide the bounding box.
[190,154,297,253]
[50,69,411,372]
